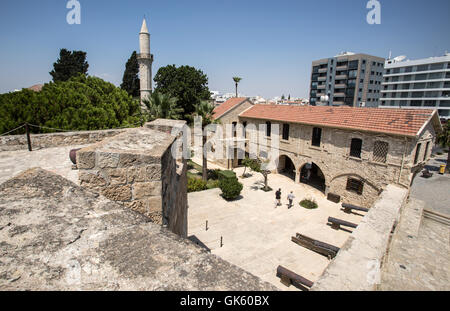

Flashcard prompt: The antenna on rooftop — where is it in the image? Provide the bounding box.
[388,51,392,60]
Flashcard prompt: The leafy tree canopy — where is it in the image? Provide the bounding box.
[143,91,183,121]
[121,51,140,97]
[154,65,211,120]
[50,49,89,82]
[0,74,141,134]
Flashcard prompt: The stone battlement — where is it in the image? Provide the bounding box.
[0,128,126,152]
[77,121,188,237]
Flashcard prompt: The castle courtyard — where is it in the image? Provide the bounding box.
[1,142,448,291]
[187,165,365,290]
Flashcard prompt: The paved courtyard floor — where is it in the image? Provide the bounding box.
[0,145,88,185]
[188,165,365,291]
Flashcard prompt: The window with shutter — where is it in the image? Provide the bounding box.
[373,141,389,163]
[282,124,290,140]
[346,178,364,195]
[312,127,322,147]
[414,143,422,165]
[350,138,363,158]
[266,122,271,137]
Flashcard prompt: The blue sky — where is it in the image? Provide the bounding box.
[0,0,449,98]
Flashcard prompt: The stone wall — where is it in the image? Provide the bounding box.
[77,123,188,237]
[218,99,254,125]
[235,117,435,208]
[0,129,126,152]
[310,184,409,291]
[0,168,276,291]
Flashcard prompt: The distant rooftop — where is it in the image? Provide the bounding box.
[334,51,355,57]
[213,97,250,120]
[27,84,43,92]
[386,52,450,67]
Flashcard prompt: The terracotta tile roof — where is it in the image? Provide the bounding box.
[239,105,437,137]
[213,97,249,120]
[27,84,44,92]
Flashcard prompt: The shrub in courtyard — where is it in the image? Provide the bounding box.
[218,170,237,181]
[206,179,220,190]
[300,198,318,210]
[219,176,243,200]
[187,177,207,193]
[207,169,221,180]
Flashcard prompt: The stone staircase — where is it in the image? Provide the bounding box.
[423,209,450,227]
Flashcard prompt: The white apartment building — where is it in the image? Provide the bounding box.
[380,53,450,120]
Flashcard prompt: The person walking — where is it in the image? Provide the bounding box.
[287,191,295,209]
[275,189,282,207]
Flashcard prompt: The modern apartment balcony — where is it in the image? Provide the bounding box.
[318,68,328,73]
[336,65,348,71]
[334,92,346,97]
[317,92,326,97]
[318,77,327,81]
[335,74,347,80]
[333,101,345,105]
[317,85,326,90]
[334,83,347,89]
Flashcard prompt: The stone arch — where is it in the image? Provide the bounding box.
[299,161,327,193]
[330,173,382,193]
[329,173,383,207]
[276,154,297,181]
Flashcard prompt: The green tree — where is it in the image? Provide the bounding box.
[233,77,242,98]
[438,120,450,173]
[120,51,140,97]
[154,65,211,120]
[143,92,183,121]
[194,100,216,182]
[0,74,140,134]
[241,157,259,178]
[50,49,89,82]
[248,157,272,191]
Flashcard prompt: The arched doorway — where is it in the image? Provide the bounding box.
[277,155,296,181]
[300,162,326,192]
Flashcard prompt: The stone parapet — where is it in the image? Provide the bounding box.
[310,184,408,291]
[77,122,188,237]
[0,128,126,152]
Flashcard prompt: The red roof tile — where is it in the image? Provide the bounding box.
[213,97,249,120]
[239,105,437,137]
[27,84,44,92]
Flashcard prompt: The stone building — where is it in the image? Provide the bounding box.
[212,97,254,168]
[211,104,442,208]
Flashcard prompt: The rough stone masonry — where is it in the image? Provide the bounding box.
[76,120,188,237]
[0,168,276,291]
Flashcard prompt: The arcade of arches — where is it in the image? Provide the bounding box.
[275,154,383,207]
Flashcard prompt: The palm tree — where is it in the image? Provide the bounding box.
[194,100,216,181]
[438,120,450,173]
[143,92,183,121]
[233,77,242,98]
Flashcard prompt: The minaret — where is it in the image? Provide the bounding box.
[137,18,153,107]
